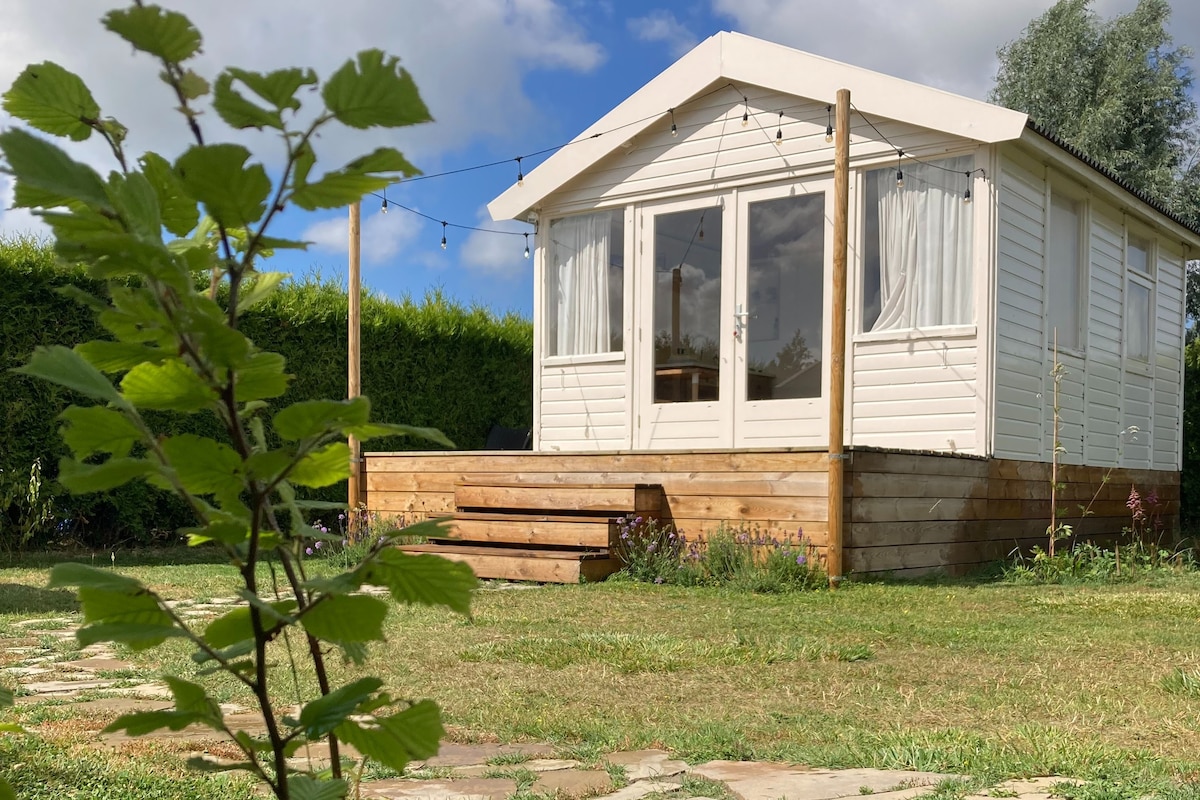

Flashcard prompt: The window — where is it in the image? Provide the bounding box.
[1046,191,1084,350]
[1126,231,1154,362]
[861,155,974,332]
[546,210,624,356]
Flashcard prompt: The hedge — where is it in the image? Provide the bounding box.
[0,238,533,548]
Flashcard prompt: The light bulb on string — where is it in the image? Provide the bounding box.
[516,156,524,187]
[895,151,904,188]
[670,107,678,137]
[963,171,973,204]
[825,104,834,143]
[381,193,388,214]
[523,233,530,259]
[775,111,783,146]
[440,221,448,251]
[742,95,749,127]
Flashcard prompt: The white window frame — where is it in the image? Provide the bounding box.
[1044,180,1089,356]
[542,208,627,362]
[1123,221,1156,372]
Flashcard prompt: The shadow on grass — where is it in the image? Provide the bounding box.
[0,544,231,571]
[0,583,78,614]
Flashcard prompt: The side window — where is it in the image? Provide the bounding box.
[1125,232,1154,362]
[861,155,974,332]
[546,210,624,356]
[1046,191,1084,350]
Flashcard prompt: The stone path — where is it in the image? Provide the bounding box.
[0,604,1086,800]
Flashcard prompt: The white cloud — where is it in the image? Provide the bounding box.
[303,205,422,267]
[628,10,700,59]
[460,208,533,278]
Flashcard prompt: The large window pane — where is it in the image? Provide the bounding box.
[861,155,974,332]
[1047,193,1082,350]
[653,207,722,403]
[546,211,624,356]
[746,193,825,400]
[1128,281,1151,361]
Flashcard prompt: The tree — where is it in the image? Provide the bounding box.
[0,4,475,799]
[991,0,1199,211]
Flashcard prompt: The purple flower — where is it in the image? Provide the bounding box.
[305,547,313,555]
[315,541,323,550]
[654,576,664,584]
[1127,487,1145,522]
[796,554,806,565]
[341,538,348,546]
[321,526,329,534]
[338,513,346,521]
[634,516,644,525]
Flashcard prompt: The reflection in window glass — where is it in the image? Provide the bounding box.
[652,207,722,403]
[746,193,825,400]
[546,211,624,356]
[1128,281,1151,361]
[1047,192,1082,349]
[1128,235,1151,275]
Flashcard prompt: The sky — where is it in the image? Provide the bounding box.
[1,0,1198,319]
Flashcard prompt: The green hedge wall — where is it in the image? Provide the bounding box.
[0,238,533,547]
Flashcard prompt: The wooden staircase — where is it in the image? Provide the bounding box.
[399,481,663,584]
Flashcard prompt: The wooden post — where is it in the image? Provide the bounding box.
[827,88,851,587]
[347,202,362,514]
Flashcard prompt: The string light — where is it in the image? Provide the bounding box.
[742,95,749,127]
[380,187,388,214]
[825,104,834,143]
[523,232,530,258]
[669,107,678,137]
[440,221,447,250]
[896,150,904,188]
[775,111,783,145]
[963,171,972,204]
[516,156,524,187]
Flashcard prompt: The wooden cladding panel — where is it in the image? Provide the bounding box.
[454,482,661,515]
[365,449,1179,575]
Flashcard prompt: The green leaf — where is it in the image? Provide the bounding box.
[75,341,166,373]
[105,170,166,244]
[58,457,157,494]
[182,519,250,547]
[176,69,210,100]
[0,128,109,210]
[360,549,475,615]
[237,351,291,403]
[140,152,199,236]
[164,676,220,719]
[213,72,282,130]
[161,434,242,497]
[48,562,145,592]
[288,775,348,800]
[0,687,11,708]
[175,144,270,229]
[14,345,121,403]
[0,723,24,734]
[121,358,216,412]
[289,442,351,488]
[104,709,204,736]
[236,272,288,313]
[186,756,258,774]
[204,601,295,649]
[59,406,141,459]
[184,302,251,369]
[103,5,202,63]
[76,586,175,650]
[346,422,453,448]
[274,397,371,441]
[290,148,420,210]
[227,67,317,111]
[334,700,443,773]
[299,677,382,740]
[300,594,387,643]
[322,49,432,130]
[244,449,293,484]
[2,61,99,141]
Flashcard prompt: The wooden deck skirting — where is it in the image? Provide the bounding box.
[363,449,1180,576]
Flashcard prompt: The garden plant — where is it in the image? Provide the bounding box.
[0,4,476,799]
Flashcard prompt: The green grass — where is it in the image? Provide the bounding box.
[3,556,1200,798]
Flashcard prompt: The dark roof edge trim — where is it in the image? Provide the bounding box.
[1026,121,1200,240]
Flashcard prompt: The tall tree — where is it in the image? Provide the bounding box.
[990,0,1198,213]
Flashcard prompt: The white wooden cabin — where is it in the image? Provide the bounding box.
[369,32,1200,581]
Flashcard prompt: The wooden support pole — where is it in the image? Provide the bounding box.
[827,88,851,587]
[348,201,362,514]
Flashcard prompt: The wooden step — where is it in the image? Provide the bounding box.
[454,482,662,515]
[446,512,617,548]
[399,543,620,584]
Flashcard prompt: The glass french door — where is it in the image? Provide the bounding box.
[634,181,831,450]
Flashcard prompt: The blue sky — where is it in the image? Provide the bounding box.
[1,0,1197,318]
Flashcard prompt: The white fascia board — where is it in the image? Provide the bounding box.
[488,33,725,222]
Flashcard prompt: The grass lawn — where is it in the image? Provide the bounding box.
[2,550,1200,798]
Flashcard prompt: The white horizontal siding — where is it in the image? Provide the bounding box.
[850,337,978,454]
[547,85,974,211]
[1154,244,1185,470]
[994,152,1045,460]
[538,362,628,450]
[1085,213,1123,465]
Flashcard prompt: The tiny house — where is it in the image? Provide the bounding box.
[367,32,1200,581]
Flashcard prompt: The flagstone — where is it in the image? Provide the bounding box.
[692,762,951,800]
[531,769,614,798]
[360,777,518,800]
[605,750,690,782]
[59,657,135,672]
[593,778,683,800]
[420,742,557,768]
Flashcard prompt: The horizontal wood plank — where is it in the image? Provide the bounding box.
[454,483,661,514]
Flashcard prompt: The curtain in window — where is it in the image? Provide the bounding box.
[871,156,974,331]
[550,212,611,355]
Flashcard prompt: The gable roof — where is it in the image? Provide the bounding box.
[488,31,1027,222]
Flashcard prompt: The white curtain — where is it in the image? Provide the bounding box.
[550,212,611,355]
[871,156,974,331]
